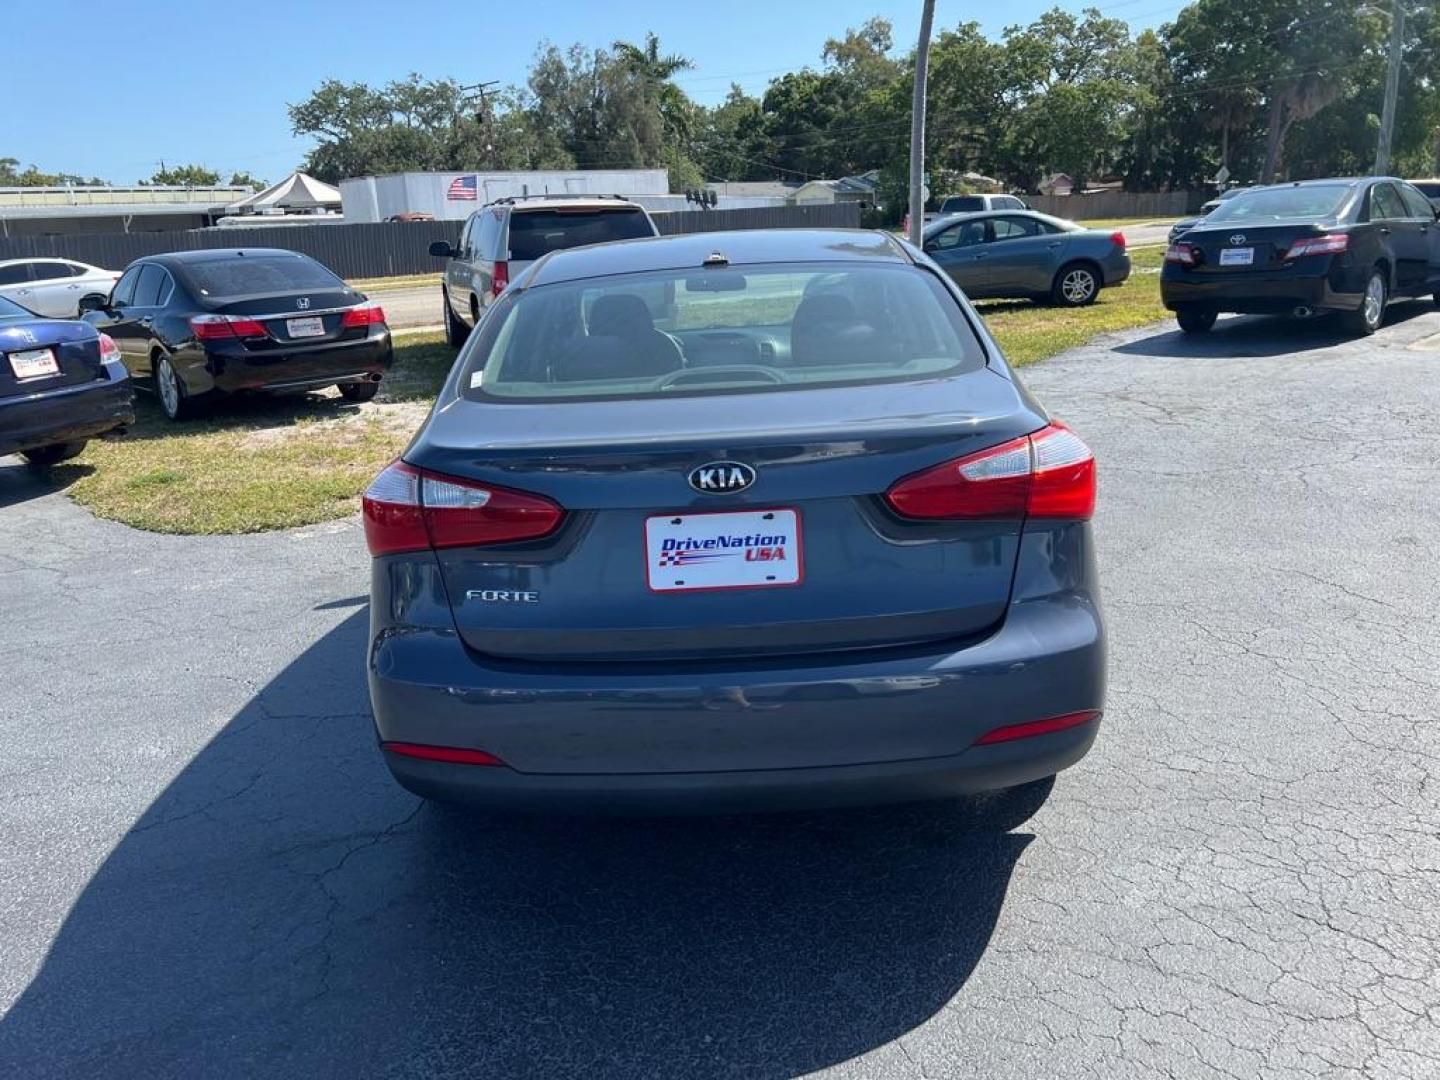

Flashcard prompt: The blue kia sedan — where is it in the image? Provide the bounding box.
[363,229,1104,813]
[0,296,133,466]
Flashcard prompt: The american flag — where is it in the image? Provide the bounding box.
[446,175,478,201]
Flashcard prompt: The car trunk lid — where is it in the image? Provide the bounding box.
[203,289,372,350]
[0,319,105,399]
[407,372,1044,663]
[1182,221,1343,273]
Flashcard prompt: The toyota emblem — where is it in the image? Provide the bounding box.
[1229,234,1246,245]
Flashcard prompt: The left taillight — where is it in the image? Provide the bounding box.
[884,423,1096,522]
[97,332,121,364]
[1110,230,1127,249]
[341,301,387,328]
[362,460,564,557]
[190,314,267,341]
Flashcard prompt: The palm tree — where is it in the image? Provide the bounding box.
[612,33,696,144]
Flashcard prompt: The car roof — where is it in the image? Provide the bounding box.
[526,229,910,286]
[490,195,643,212]
[139,248,316,268]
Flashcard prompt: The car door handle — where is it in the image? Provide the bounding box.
[66,283,81,290]
[1378,227,1391,235]
[1048,241,1063,248]
[973,252,988,259]
[138,315,153,327]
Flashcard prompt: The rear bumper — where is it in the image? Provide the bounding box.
[384,720,1100,814]
[1161,261,1363,314]
[184,330,394,395]
[0,359,134,456]
[368,545,1106,812]
[1103,251,1131,286]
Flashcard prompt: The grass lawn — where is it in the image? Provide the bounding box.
[980,247,1165,366]
[49,249,1166,534]
[348,272,442,291]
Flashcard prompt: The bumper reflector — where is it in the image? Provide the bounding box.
[381,742,507,766]
[973,710,1101,746]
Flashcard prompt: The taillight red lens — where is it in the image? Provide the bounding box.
[1283,233,1348,259]
[1164,242,1196,266]
[97,332,121,364]
[974,710,1100,746]
[491,261,509,298]
[341,302,386,328]
[362,459,564,557]
[884,423,1095,522]
[190,314,267,340]
[1110,230,1127,249]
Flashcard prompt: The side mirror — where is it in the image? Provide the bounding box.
[78,293,109,314]
[429,241,455,258]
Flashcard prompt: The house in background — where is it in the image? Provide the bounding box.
[789,171,881,207]
[1038,173,1076,196]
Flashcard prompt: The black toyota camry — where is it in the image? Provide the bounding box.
[1162,177,1440,335]
[80,249,393,420]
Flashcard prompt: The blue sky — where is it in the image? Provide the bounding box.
[12,0,1184,184]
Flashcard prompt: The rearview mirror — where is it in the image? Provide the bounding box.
[429,241,455,258]
[78,293,108,314]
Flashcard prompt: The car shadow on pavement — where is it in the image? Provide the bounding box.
[0,458,92,510]
[0,609,1045,1079]
[1116,300,1436,359]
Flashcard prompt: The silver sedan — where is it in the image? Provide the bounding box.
[0,258,122,318]
[921,211,1131,306]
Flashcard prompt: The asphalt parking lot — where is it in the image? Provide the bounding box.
[2,304,1439,1078]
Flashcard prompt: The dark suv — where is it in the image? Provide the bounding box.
[429,195,659,345]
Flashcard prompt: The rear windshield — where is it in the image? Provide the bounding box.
[461,263,984,402]
[507,208,654,262]
[940,196,985,212]
[179,254,344,299]
[1204,185,1352,223]
[0,295,33,319]
[1413,181,1440,199]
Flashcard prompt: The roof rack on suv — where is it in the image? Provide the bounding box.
[488,193,635,206]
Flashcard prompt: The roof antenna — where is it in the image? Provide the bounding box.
[702,250,728,267]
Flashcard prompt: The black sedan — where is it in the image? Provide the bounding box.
[1162,177,1440,335]
[80,249,393,421]
[0,295,134,466]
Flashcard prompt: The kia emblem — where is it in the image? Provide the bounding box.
[297,297,311,310]
[688,461,756,494]
[1229,234,1246,245]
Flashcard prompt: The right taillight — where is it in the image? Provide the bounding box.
[1164,242,1197,266]
[884,423,1095,522]
[1284,233,1348,259]
[491,261,509,298]
[362,460,564,556]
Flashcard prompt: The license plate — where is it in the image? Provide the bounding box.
[646,509,802,593]
[286,316,326,338]
[7,347,60,379]
[1219,247,1254,266]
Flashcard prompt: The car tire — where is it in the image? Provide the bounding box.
[154,352,195,422]
[443,289,468,347]
[1052,263,1100,307]
[1343,268,1387,336]
[339,380,380,403]
[21,440,87,467]
[1176,306,1218,334]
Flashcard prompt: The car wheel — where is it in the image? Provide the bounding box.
[21,440,87,467]
[1052,263,1099,307]
[154,352,194,421]
[1176,306,1218,334]
[339,380,380,403]
[443,288,468,348]
[1343,268,1386,336]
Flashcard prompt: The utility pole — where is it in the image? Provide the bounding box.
[1374,2,1405,175]
[907,0,937,246]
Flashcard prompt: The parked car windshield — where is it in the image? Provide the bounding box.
[179,254,345,299]
[463,263,984,402]
[940,196,985,212]
[1203,184,1352,223]
[0,295,34,320]
[507,208,654,262]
